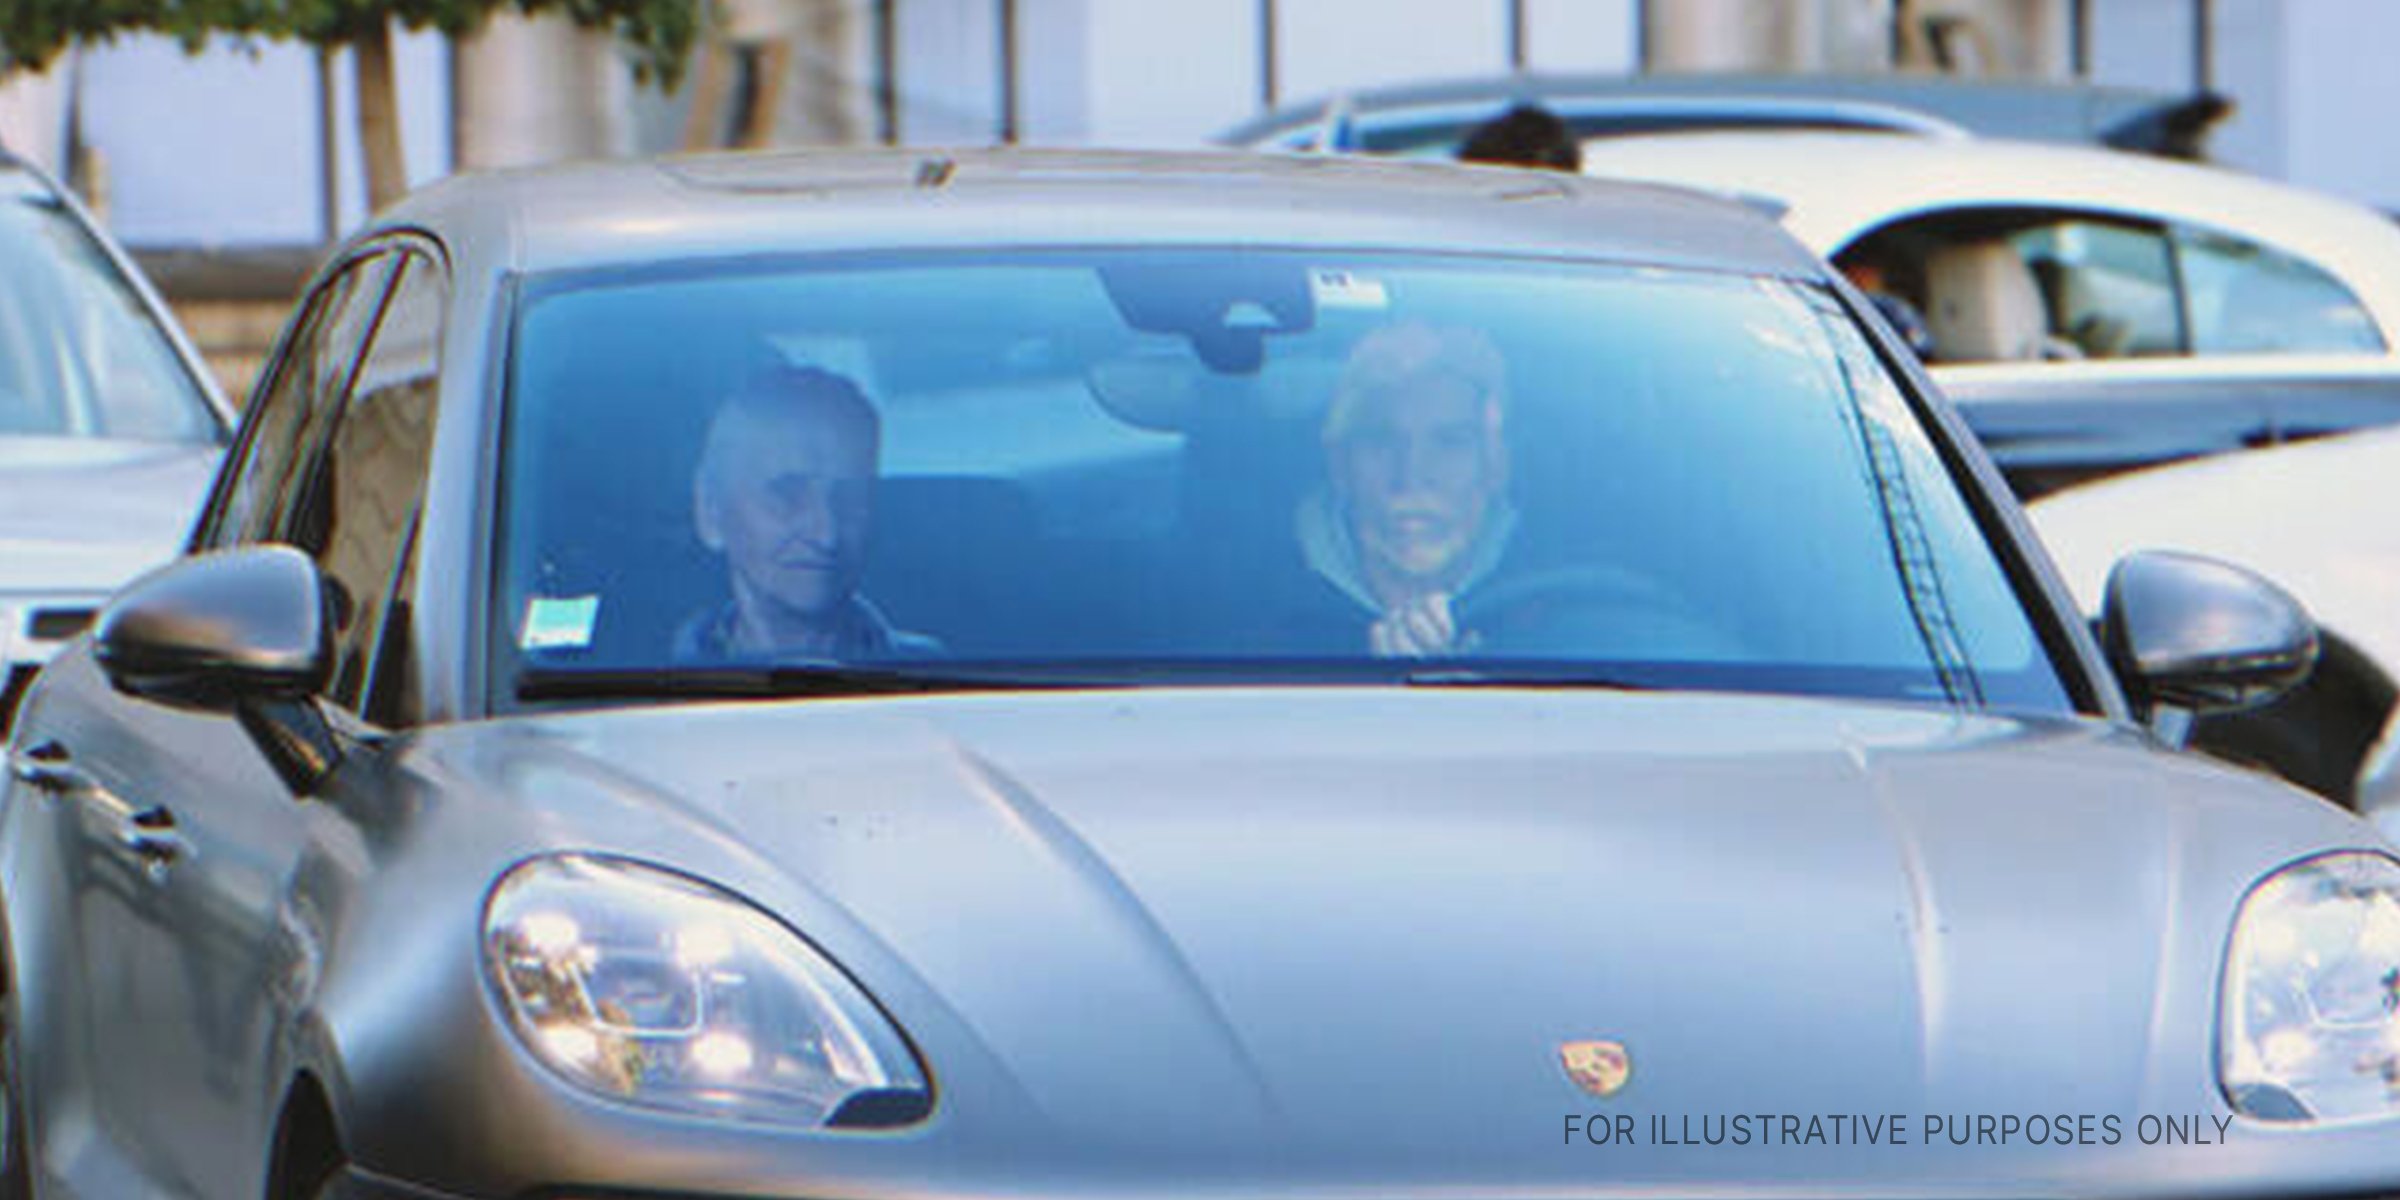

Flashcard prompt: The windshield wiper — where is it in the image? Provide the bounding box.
[516,663,1088,702]
[519,661,1664,702]
[1400,666,1655,690]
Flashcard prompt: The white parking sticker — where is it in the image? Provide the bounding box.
[522,595,600,651]
[1310,269,1389,310]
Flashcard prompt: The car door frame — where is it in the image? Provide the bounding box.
[124,236,417,1200]
[166,231,454,1199]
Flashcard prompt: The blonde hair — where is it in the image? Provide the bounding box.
[1322,322,1508,444]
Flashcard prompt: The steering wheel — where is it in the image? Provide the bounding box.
[1457,564,1744,659]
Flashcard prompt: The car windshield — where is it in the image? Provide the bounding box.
[499,248,2072,711]
[0,168,218,442]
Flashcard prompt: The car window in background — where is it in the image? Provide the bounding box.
[1841,206,2389,367]
[1839,209,2180,363]
[2008,218,2182,357]
[2174,225,2385,355]
[501,250,2072,714]
[0,168,217,442]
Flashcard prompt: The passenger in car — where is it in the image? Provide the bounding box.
[1840,255,1937,358]
[1290,322,1519,657]
[676,364,939,661]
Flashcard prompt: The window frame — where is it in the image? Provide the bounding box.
[188,232,451,726]
[292,239,450,724]
[190,250,401,552]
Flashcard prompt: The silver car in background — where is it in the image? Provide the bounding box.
[1,150,2392,1199]
[0,148,230,733]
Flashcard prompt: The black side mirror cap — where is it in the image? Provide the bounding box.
[95,545,345,795]
[95,544,330,711]
[2100,549,2317,717]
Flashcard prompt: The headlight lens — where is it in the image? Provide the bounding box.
[484,855,929,1128]
[2221,851,2400,1123]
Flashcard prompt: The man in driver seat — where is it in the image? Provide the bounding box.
[676,365,938,662]
[1294,322,1518,657]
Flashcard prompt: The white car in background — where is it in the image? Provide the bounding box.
[0,148,231,734]
[2028,427,2400,807]
[1579,131,2400,499]
[1216,72,2227,159]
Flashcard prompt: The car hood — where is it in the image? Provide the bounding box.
[2029,427,2400,674]
[433,688,2386,1187]
[0,437,218,594]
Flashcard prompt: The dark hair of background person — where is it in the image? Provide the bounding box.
[1456,103,1582,172]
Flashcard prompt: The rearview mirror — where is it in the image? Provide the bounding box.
[95,545,329,711]
[2100,550,2316,718]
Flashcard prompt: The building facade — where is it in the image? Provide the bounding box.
[0,0,2395,250]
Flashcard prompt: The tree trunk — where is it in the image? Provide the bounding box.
[456,12,627,171]
[735,40,791,148]
[680,40,732,150]
[353,19,408,212]
[316,47,341,243]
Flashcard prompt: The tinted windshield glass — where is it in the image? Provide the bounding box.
[500,249,2070,711]
[0,169,217,442]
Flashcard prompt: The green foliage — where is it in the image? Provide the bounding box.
[0,0,699,85]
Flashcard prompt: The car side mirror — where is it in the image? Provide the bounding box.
[95,545,344,796]
[2100,550,2317,720]
[96,545,329,708]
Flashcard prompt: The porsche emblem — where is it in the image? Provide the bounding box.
[1559,1040,1631,1097]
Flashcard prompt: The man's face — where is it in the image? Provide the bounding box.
[703,407,876,625]
[1329,374,1504,584]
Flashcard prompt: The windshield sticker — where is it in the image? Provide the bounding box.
[1310,269,1389,310]
[522,595,600,651]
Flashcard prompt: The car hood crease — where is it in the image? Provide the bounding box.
[948,743,1284,1121]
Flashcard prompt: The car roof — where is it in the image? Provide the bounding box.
[379,147,1826,282]
[1577,131,2400,325]
[1218,71,2195,149]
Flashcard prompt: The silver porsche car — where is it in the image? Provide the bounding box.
[3,149,2393,1200]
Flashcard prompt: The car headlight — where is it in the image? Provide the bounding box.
[2221,851,2400,1123]
[483,854,930,1128]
